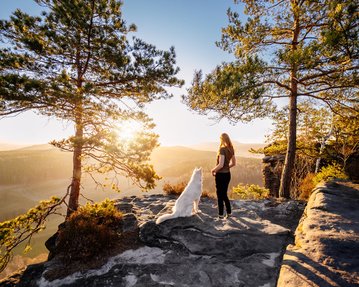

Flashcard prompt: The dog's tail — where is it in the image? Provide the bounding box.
[156,212,177,224]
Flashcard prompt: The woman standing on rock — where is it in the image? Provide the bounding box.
[211,133,236,218]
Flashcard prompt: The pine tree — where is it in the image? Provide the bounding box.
[0,0,184,215]
[183,0,358,198]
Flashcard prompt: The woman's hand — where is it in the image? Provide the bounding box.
[229,155,236,169]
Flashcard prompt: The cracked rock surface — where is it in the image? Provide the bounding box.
[1,195,305,287]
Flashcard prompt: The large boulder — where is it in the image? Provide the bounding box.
[277,181,359,287]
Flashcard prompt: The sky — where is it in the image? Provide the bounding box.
[0,0,275,147]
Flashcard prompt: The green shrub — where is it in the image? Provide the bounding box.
[56,199,123,263]
[299,164,348,200]
[298,173,316,200]
[313,164,348,185]
[231,184,269,200]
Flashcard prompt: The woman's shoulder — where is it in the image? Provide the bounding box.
[219,146,226,154]
[226,146,235,156]
[220,146,234,155]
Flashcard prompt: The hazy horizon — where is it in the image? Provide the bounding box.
[0,140,266,151]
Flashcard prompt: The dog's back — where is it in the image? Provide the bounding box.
[174,168,202,215]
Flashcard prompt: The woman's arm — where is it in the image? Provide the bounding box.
[211,155,224,176]
[229,155,236,168]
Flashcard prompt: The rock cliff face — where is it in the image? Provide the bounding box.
[262,155,284,197]
[345,153,359,183]
[277,181,359,287]
[0,195,304,287]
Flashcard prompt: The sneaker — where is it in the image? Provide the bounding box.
[225,213,232,218]
[218,215,224,219]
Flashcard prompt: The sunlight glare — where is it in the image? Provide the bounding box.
[116,120,143,142]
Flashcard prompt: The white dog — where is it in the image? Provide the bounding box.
[156,167,203,224]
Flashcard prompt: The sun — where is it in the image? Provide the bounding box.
[116,120,143,142]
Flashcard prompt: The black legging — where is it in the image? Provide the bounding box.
[215,172,231,216]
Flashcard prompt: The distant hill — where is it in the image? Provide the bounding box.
[0,144,264,185]
[16,144,56,151]
[0,142,58,151]
[0,144,264,215]
[0,142,27,151]
[0,148,72,186]
[151,146,216,171]
[190,141,265,158]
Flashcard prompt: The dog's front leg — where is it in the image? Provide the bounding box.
[193,199,201,214]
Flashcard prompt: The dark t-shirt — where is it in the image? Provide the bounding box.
[216,147,234,173]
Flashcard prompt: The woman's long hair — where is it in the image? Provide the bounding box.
[218,133,234,155]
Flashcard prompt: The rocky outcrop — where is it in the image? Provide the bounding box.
[0,195,305,287]
[277,181,359,287]
[345,153,359,183]
[262,155,284,197]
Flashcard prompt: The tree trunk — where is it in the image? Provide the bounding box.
[279,94,297,198]
[67,109,83,218]
[279,0,300,198]
[67,51,84,217]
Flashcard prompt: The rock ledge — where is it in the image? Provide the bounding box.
[1,195,305,287]
[277,181,359,287]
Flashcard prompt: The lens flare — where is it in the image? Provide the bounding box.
[116,120,143,142]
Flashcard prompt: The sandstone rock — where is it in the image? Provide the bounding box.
[262,155,284,197]
[1,195,305,287]
[45,222,66,261]
[277,181,359,287]
[115,202,134,214]
[120,213,138,233]
[345,153,359,183]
